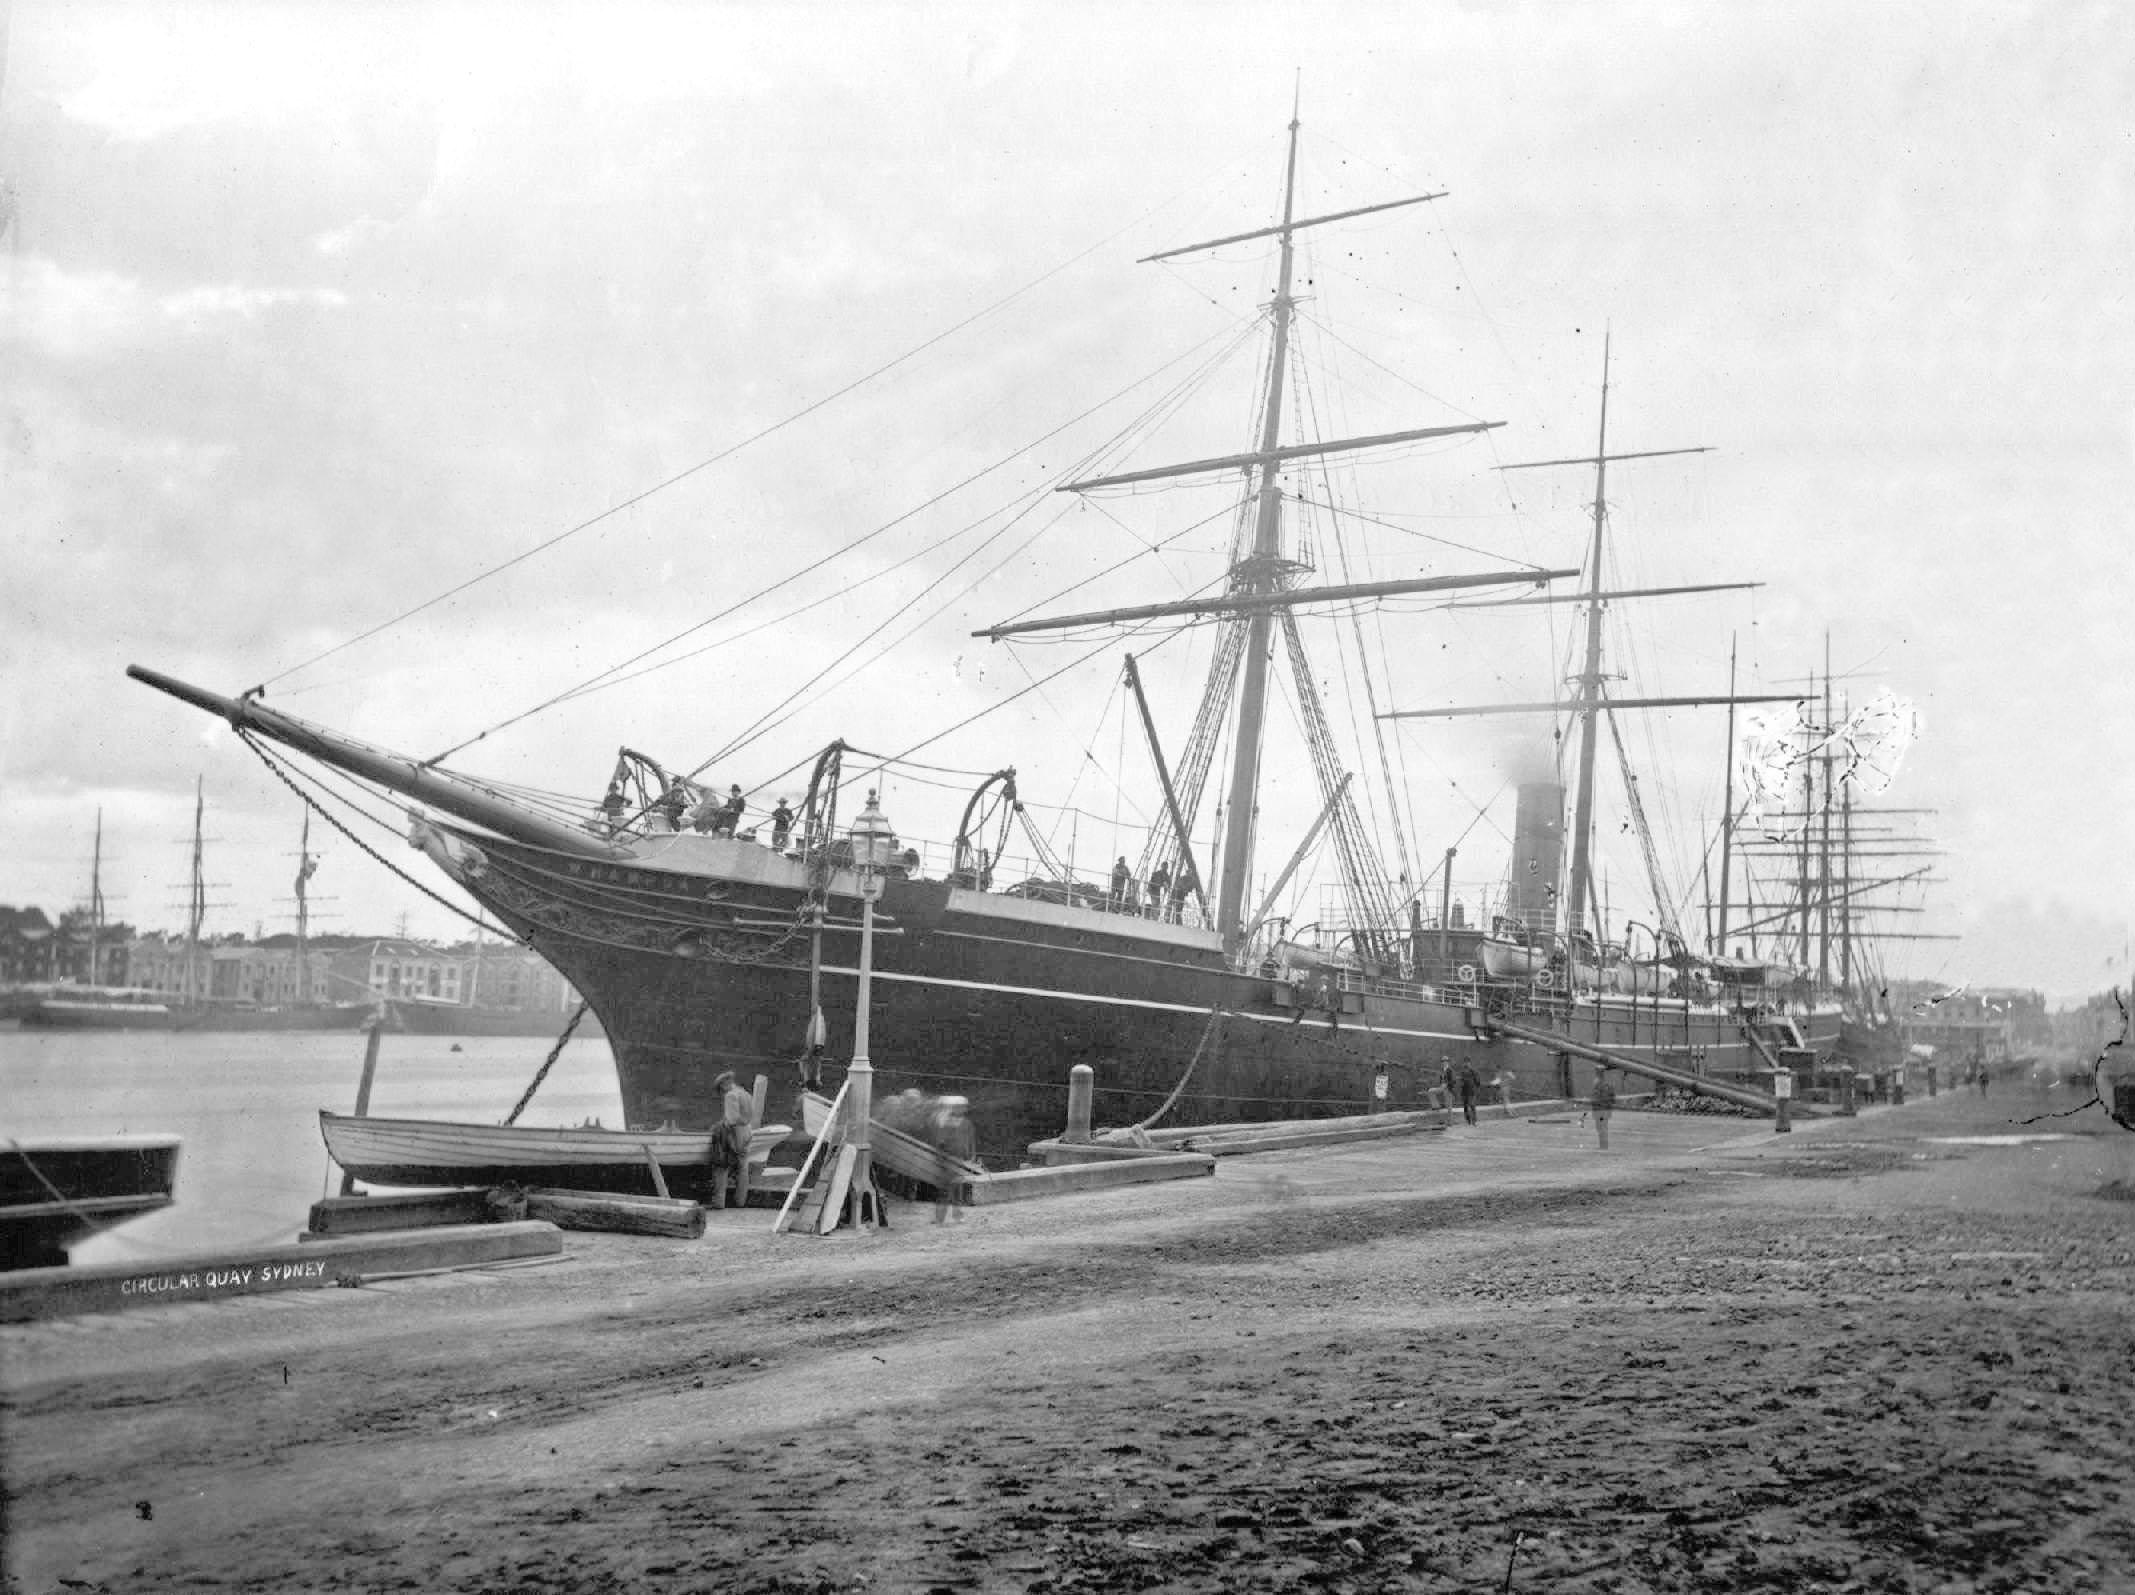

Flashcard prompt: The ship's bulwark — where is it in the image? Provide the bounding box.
[437,827,1836,1163]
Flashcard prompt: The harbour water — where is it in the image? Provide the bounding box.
[0,1028,624,1264]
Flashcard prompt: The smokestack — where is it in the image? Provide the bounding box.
[1503,781,1565,934]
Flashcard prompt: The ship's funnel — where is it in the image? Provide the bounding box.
[1502,781,1564,933]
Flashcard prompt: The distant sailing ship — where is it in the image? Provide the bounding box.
[17,811,179,1031]
[132,109,1855,1155]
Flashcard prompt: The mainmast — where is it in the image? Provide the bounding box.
[1392,352,1790,960]
[1562,337,1616,947]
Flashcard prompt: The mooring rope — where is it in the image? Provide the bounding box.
[1130,1004,1229,1132]
[504,1002,590,1126]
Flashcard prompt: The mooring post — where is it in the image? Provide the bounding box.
[339,1018,385,1196]
[1065,1064,1094,1143]
[1774,1063,1794,1134]
[1926,1062,1938,1097]
[1838,1066,1857,1117]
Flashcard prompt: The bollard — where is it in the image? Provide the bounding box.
[1065,1064,1094,1144]
[339,1019,385,1196]
[1370,1063,1389,1115]
[1891,1071,1906,1106]
[1838,1067,1857,1117]
[1591,1069,1616,1151]
[1927,1063,1938,1097]
[1773,1065,1794,1134]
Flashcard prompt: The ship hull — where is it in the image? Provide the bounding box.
[382,998,600,1038]
[179,1002,377,1033]
[19,999,178,1031]
[431,828,1839,1161]
[1,1136,181,1270]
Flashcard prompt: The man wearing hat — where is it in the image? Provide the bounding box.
[713,785,747,837]
[709,1071,754,1208]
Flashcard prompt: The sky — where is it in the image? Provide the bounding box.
[1,2,2128,1003]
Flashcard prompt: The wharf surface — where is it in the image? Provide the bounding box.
[6,1086,2130,1595]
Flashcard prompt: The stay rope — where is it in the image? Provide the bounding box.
[237,730,516,941]
[503,1002,591,1127]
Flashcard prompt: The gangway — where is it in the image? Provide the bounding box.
[1488,1016,1784,1116]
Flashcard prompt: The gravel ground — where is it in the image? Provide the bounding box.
[4,1083,2131,1594]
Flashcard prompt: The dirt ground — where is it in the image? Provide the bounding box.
[5,1082,2133,1595]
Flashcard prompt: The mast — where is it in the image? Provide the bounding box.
[1212,102,1304,952]
[1796,681,1814,973]
[1716,635,1737,955]
[295,809,314,1004]
[87,809,104,987]
[185,777,206,1004]
[1841,773,1854,993]
[1818,635,1834,986]
[1563,337,1615,947]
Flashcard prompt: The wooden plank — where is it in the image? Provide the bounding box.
[304,1190,493,1238]
[812,1144,859,1235]
[640,1144,670,1200]
[963,1153,1216,1206]
[773,1080,848,1236]
[749,1074,768,1130]
[520,1189,705,1239]
[0,1222,563,1323]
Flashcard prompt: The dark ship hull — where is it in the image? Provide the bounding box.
[179,1001,377,1033]
[1,1136,181,1270]
[381,997,598,1038]
[439,826,1837,1160]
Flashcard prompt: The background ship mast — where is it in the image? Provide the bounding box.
[1387,344,1788,958]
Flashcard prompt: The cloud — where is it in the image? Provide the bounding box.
[0,258,347,360]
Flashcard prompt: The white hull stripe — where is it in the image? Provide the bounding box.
[815,964,1781,1052]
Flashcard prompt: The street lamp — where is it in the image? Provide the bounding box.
[845,790,897,1207]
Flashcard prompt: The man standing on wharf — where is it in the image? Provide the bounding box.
[710,1071,753,1208]
[1455,1060,1482,1126]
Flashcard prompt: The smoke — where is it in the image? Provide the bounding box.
[1494,730,1564,788]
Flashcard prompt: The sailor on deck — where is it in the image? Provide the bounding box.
[713,785,746,837]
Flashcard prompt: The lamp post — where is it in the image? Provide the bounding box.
[845,790,896,1221]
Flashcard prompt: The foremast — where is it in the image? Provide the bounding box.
[1212,105,1305,951]
[981,113,1555,959]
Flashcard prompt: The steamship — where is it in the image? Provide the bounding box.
[130,113,1839,1158]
